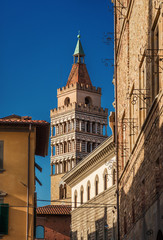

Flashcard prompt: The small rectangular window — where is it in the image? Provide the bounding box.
[0,141,4,169]
[0,203,9,235]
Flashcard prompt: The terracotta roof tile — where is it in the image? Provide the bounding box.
[36,205,71,215]
[0,118,48,125]
[0,115,50,157]
[66,63,92,86]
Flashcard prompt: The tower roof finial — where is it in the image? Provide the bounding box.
[73,31,85,56]
[77,30,80,39]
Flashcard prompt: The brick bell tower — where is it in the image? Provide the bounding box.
[50,34,108,204]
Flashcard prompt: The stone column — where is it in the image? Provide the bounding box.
[74,119,76,130]
[71,159,74,168]
[100,124,103,135]
[105,124,107,136]
[79,120,82,131]
[80,140,82,152]
[95,122,98,134]
[85,141,87,152]
[90,142,93,152]
[85,121,87,132]
[70,120,72,131]
[56,164,58,174]
[90,122,92,133]
[51,125,53,136]
[59,162,62,173]
[66,122,69,133]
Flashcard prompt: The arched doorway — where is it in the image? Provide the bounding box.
[157,230,163,240]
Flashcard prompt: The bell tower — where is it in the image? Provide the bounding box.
[50,34,108,204]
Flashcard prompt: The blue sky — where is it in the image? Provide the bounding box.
[0,0,114,207]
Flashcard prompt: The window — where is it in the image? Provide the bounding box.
[64,97,70,106]
[104,174,107,190]
[113,169,116,185]
[156,230,163,240]
[103,169,108,190]
[59,184,66,199]
[122,112,127,168]
[85,97,92,106]
[95,175,99,196]
[0,203,9,235]
[87,142,91,153]
[74,192,77,208]
[36,225,44,239]
[87,181,91,201]
[59,184,64,199]
[64,142,67,153]
[63,161,67,172]
[152,25,160,100]
[52,145,55,156]
[0,141,4,170]
[80,187,83,204]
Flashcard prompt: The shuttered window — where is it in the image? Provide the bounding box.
[0,203,9,235]
[0,141,4,169]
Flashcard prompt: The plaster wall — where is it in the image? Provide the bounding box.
[0,129,35,240]
[71,156,115,208]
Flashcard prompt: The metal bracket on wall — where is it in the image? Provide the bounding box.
[126,88,151,109]
[154,0,163,10]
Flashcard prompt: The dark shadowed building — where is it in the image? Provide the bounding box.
[35,205,71,240]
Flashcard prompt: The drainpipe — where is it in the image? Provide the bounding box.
[114,0,120,239]
[27,124,31,240]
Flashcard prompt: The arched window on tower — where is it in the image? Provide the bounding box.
[87,142,91,153]
[63,161,67,173]
[156,230,163,240]
[64,142,67,153]
[85,97,92,106]
[64,97,70,106]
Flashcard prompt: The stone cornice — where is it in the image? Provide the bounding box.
[50,102,108,118]
[62,136,115,186]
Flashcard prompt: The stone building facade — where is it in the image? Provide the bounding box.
[113,0,163,239]
[50,35,108,204]
[63,136,117,240]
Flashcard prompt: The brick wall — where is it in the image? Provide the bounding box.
[115,0,163,239]
[36,214,71,240]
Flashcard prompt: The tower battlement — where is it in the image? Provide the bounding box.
[50,102,108,117]
[57,83,101,95]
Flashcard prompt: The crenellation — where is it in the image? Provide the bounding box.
[57,82,101,96]
[51,103,108,117]
[50,35,109,208]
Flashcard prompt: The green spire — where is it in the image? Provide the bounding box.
[73,32,85,56]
